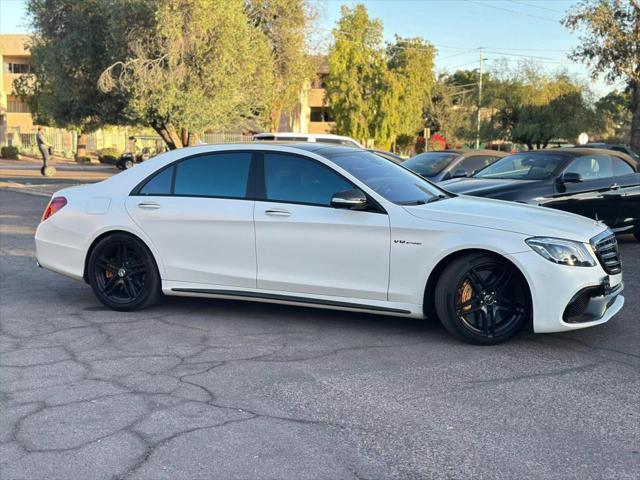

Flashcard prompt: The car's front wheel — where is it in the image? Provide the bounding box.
[434,253,530,345]
[87,233,161,311]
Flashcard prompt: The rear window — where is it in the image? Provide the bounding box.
[403,153,460,176]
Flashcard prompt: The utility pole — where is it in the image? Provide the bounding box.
[475,49,483,150]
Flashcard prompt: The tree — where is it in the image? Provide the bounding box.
[247,0,316,132]
[99,0,274,149]
[564,0,640,152]
[387,36,436,137]
[325,4,399,148]
[482,64,593,149]
[595,89,633,142]
[424,74,476,147]
[18,0,314,150]
[14,0,133,158]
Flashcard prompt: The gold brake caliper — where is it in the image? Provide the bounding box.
[458,280,474,318]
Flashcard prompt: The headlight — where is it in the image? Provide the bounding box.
[526,237,596,267]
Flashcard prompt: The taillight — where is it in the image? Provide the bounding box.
[41,196,67,222]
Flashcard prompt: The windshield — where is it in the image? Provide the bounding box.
[403,152,460,176]
[327,150,446,205]
[474,152,568,180]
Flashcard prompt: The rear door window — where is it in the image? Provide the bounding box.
[173,152,252,198]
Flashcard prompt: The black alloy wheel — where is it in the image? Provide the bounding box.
[88,233,161,311]
[435,253,530,345]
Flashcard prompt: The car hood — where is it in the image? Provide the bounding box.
[440,177,539,196]
[404,195,606,241]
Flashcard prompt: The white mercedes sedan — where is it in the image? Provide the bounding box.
[35,144,625,344]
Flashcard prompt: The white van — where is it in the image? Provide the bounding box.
[253,133,363,149]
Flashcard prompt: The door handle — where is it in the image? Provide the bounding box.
[609,183,620,190]
[265,208,291,217]
[138,202,161,209]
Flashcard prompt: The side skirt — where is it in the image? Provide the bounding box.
[170,288,412,315]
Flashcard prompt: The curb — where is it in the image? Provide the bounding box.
[1,187,52,198]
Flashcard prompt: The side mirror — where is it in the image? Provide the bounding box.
[451,169,468,179]
[331,189,367,210]
[559,172,583,184]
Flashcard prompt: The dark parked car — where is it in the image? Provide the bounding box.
[579,143,639,162]
[441,148,640,240]
[403,149,507,182]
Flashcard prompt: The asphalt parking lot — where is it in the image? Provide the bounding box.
[0,189,638,480]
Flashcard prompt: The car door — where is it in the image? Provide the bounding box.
[254,151,390,301]
[599,156,640,231]
[126,151,257,287]
[548,154,614,223]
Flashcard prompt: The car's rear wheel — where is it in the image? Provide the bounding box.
[434,253,530,345]
[87,233,161,311]
[634,229,640,242]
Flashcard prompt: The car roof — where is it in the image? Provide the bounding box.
[413,149,506,157]
[506,148,638,171]
[252,132,362,145]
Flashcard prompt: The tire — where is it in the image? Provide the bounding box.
[41,166,56,177]
[634,230,640,242]
[87,233,161,311]
[434,253,530,345]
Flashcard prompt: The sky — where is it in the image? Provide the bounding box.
[0,0,623,97]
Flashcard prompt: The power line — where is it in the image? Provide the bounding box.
[512,0,565,14]
[438,49,481,61]
[463,0,560,23]
[323,28,571,56]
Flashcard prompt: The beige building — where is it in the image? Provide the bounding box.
[0,34,35,143]
[305,57,334,134]
[279,56,335,135]
[0,35,336,147]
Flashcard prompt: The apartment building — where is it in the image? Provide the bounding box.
[0,34,335,147]
[0,34,34,144]
[279,56,335,135]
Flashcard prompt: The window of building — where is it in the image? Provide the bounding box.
[311,73,328,89]
[7,63,31,74]
[7,96,29,113]
[310,107,334,123]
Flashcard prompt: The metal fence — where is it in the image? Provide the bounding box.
[202,132,253,144]
[3,128,255,158]
[10,129,77,158]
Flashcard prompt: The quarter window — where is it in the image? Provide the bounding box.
[139,166,173,195]
[263,153,352,206]
[173,152,252,198]
[611,157,634,176]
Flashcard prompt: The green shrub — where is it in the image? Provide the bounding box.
[1,146,21,160]
[77,156,92,164]
[97,148,121,165]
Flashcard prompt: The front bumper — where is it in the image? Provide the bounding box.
[564,280,624,324]
[508,250,624,333]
